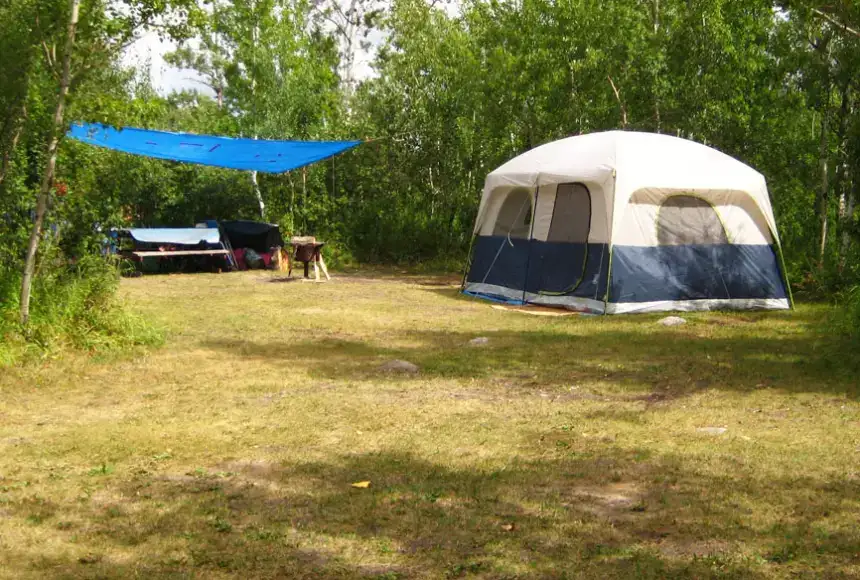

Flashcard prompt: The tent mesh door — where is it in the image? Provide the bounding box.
[547,183,591,243]
[657,195,728,245]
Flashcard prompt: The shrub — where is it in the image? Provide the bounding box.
[0,255,162,366]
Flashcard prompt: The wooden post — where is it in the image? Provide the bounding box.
[318,253,331,281]
[302,166,307,234]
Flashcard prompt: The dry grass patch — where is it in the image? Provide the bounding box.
[0,270,858,578]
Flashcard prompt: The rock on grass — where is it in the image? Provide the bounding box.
[697,427,728,436]
[469,337,490,346]
[380,360,419,373]
[658,316,687,327]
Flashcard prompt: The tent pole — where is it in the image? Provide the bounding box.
[218,224,238,271]
[521,177,541,305]
[603,172,618,315]
[460,233,476,292]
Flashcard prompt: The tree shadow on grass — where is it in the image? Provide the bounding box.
[10,447,859,578]
[201,320,860,400]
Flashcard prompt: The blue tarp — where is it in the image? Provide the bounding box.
[127,228,221,245]
[68,123,361,173]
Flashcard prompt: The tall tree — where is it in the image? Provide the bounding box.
[20,0,81,326]
[14,0,201,326]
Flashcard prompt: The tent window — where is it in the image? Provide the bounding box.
[548,183,591,243]
[492,188,533,239]
[657,195,728,245]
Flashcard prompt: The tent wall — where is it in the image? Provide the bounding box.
[608,245,788,305]
[465,240,610,302]
[465,179,611,310]
[476,180,611,244]
[614,188,776,246]
[610,134,778,243]
[608,188,789,312]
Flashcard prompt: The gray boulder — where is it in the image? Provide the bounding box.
[380,360,419,374]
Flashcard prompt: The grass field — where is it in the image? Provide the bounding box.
[1,270,858,579]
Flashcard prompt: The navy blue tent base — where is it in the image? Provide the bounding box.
[462,290,526,306]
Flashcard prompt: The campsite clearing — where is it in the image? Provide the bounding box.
[0,271,858,579]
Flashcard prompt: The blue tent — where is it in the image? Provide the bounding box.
[68,123,361,173]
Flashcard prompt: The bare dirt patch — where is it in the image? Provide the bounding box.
[568,483,645,521]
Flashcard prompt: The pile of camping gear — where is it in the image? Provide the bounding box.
[213,220,286,271]
[115,220,286,275]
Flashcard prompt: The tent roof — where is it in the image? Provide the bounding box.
[69,123,361,173]
[486,131,764,191]
[478,131,776,241]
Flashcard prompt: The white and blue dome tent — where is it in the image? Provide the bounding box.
[463,131,792,314]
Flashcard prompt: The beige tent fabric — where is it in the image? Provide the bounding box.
[474,131,779,249]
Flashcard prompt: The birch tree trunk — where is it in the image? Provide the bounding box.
[19,0,80,326]
[835,86,855,271]
[817,109,830,269]
[814,33,833,270]
[840,171,857,271]
[251,169,265,218]
[301,166,307,234]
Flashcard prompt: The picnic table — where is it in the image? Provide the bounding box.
[128,249,230,258]
[121,248,231,273]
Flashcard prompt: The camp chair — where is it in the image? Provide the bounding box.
[289,236,330,281]
[272,247,290,273]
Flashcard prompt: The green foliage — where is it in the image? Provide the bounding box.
[0,249,158,364]
[0,0,203,361]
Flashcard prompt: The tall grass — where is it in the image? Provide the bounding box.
[0,255,162,366]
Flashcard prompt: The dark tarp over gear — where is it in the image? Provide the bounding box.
[218,220,284,254]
